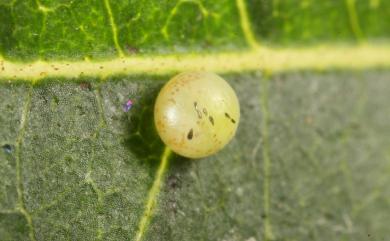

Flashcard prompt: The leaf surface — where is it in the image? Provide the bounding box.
[0,1,389,241]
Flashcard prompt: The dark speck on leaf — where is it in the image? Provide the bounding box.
[2,144,13,154]
[53,95,59,105]
[126,45,139,55]
[168,174,180,189]
[79,82,92,91]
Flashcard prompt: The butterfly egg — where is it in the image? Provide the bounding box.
[154,72,240,158]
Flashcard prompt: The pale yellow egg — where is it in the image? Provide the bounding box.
[154,72,240,158]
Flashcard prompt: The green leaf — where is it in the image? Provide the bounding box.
[0,0,246,61]
[1,72,390,240]
[247,0,390,43]
[0,0,389,241]
[0,0,389,61]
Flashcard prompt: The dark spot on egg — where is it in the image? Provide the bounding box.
[225,112,236,124]
[197,110,202,119]
[202,108,208,116]
[194,102,202,118]
[209,116,214,125]
[187,128,194,140]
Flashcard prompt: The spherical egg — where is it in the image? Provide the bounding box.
[154,72,240,158]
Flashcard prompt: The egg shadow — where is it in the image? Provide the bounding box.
[122,82,190,172]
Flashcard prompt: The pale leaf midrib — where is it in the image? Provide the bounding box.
[0,45,390,82]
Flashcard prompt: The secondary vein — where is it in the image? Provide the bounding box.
[235,0,260,49]
[15,86,36,241]
[260,78,273,241]
[134,147,172,241]
[103,0,124,57]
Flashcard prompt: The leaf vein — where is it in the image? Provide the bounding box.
[103,0,124,57]
[15,86,36,241]
[260,78,273,241]
[134,147,172,241]
[1,45,389,81]
[345,0,364,41]
[235,0,260,49]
